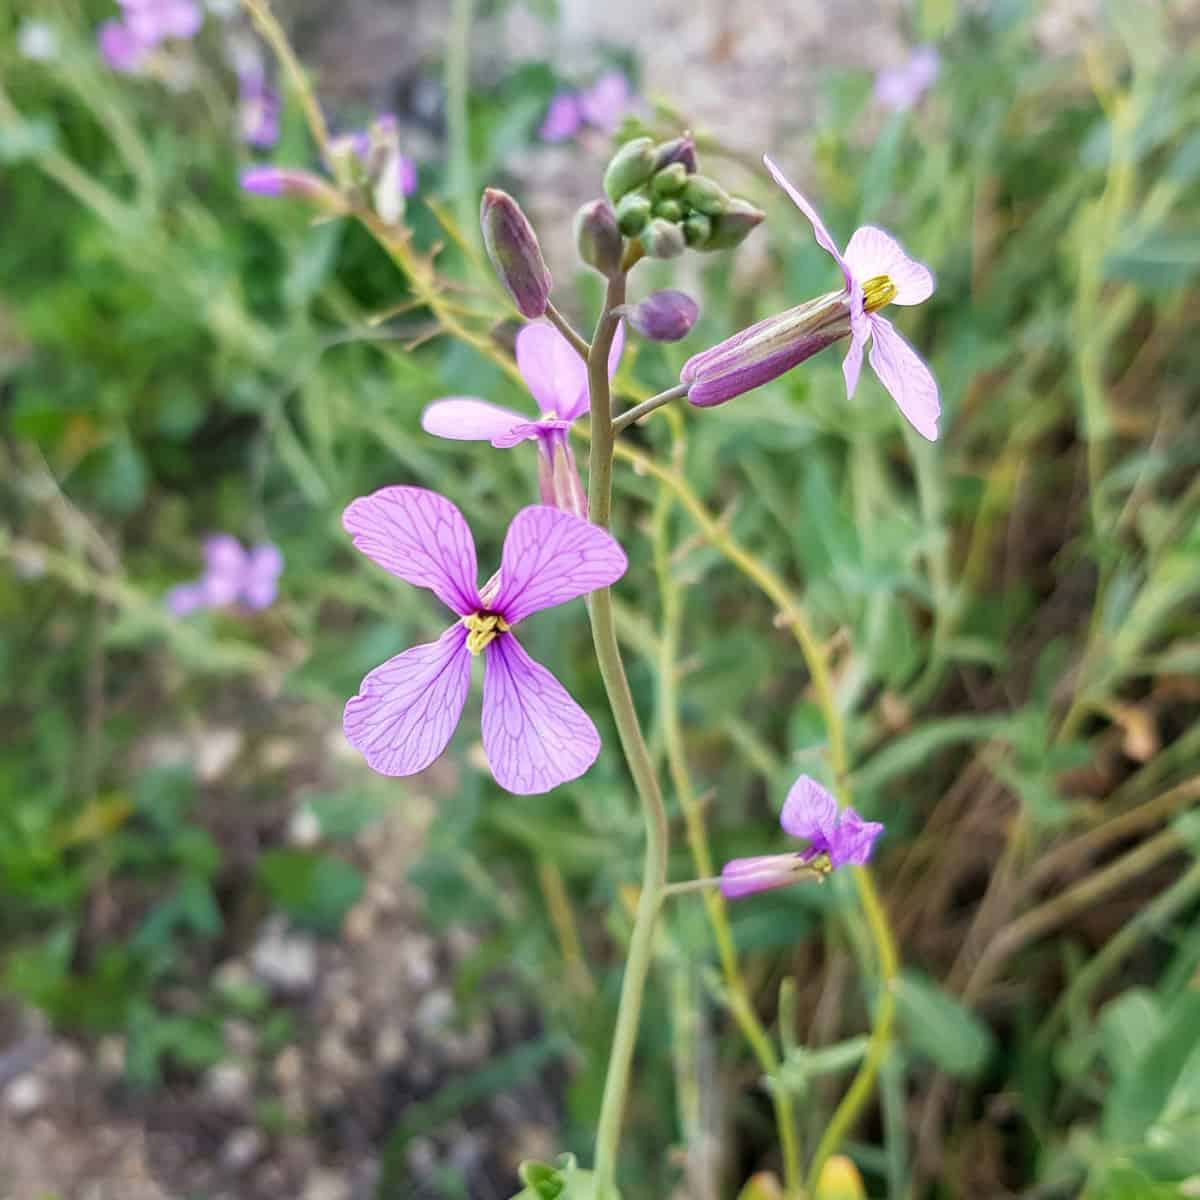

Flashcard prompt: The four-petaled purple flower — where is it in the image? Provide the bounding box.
[540,70,633,142]
[721,775,884,899]
[874,45,940,113]
[763,156,940,440]
[167,535,284,616]
[421,321,623,517]
[342,488,627,795]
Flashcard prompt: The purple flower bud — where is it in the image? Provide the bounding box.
[574,198,623,278]
[651,134,698,175]
[239,167,345,213]
[626,290,699,342]
[720,853,825,899]
[480,188,553,319]
[682,290,853,407]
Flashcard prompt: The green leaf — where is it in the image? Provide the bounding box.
[257,850,365,933]
[896,970,995,1078]
[1104,231,1200,290]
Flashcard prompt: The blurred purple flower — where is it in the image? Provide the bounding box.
[167,535,283,615]
[98,18,149,72]
[342,488,627,794]
[119,0,202,45]
[874,44,940,112]
[238,70,281,148]
[421,320,624,516]
[721,776,884,899]
[540,92,583,142]
[540,71,633,143]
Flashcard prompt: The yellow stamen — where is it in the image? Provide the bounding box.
[806,851,834,877]
[862,274,897,313]
[462,611,511,655]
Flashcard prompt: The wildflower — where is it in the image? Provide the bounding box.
[237,69,281,149]
[683,157,939,440]
[720,775,883,899]
[481,188,554,319]
[421,321,623,517]
[540,71,633,143]
[540,92,583,142]
[874,45,940,113]
[342,488,627,794]
[98,19,150,72]
[121,0,203,44]
[167,535,283,615]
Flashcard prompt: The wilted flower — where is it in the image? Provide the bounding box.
[720,775,883,899]
[624,290,699,342]
[481,188,553,319]
[421,321,624,518]
[167,535,283,615]
[874,45,940,113]
[342,488,627,794]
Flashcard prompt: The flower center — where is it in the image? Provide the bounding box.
[462,610,510,655]
[862,274,898,313]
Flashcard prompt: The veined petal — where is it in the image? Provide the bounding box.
[343,486,480,616]
[482,635,600,794]
[843,226,934,306]
[343,624,472,777]
[763,155,853,290]
[492,506,627,626]
[842,323,867,399]
[828,808,885,867]
[421,397,529,442]
[517,321,588,420]
[867,314,940,441]
[780,775,839,844]
[490,417,570,450]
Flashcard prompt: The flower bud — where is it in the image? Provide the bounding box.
[639,217,685,260]
[682,290,852,407]
[682,212,712,247]
[682,174,732,216]
[239,167,346,214]
[574,198,623,278]
[698,197,766,250]
[651,162,689,197]
[480,187,553,318]
[615,191,652,236]
[720,852,827,899]
[651,133,698,174]
[625,289,699,342]
[603,136,657,202]
[652,197,684,223]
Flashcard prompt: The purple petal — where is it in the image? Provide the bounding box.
[343,486,480,617]
[344,624,472,777]
[842,324,867,399]
[204,534,246,574]
[482,635,600,794]
[421,397,529,443]
[762,155,853,291]
[843,226,934,306]
[720,854,808,899]
[579,70,632,131]
[540,92,584,142]
[166,582,206,616]
[780,775,839,845]
[98,20,148,72]
[491,506,628,626]
[516,322,588,421]
[242,543,284,609]
[490,418,570,450]
[866,314,940,441]
[827,808,885,866]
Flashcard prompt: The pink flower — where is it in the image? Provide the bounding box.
[238,70,281,149]
[342,488,627,794]
[540,92,583,142]
[421,321,624,516]
[167,535,283,615]
[762,156,940,440]
[721,776,884,899]
[578,70,632,132]
[875,45,940,113]
[98,19,150,72]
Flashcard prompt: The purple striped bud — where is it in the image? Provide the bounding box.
[720,853,827,899]
[574,198,623,278]
[651,133,698,175]
[682,290,853,407]
[239,167,345,213]
[481,188,553,318]
[625,289,699,342]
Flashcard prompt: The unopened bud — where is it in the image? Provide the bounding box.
[699,197,766,250]
[574,198,623,278]
[239,167,346,214]
[616,191,652,236]
[682,212,712,246]
[639,217,685,259]
[603,136,657,202]
[651,134,698,175]
[652,197,684,223]
[625,289,699,342]
[682,174,732,216]
[651,162,689,197]
[480,187,553,318]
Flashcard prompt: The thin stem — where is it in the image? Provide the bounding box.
[613,384,691,434]
[663,877,724,897]
[445,0,476,254]
[545,301,592,361]
[588,274,671,1200]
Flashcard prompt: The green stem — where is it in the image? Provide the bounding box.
[445,0,476,254]
[588,274,671,1199]
[613,383,691,433]
[545,301,592,361]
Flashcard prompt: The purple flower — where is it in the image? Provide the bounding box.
[763,156,939,440]
[98,19,149,72]
[167,535,284,615]
[342,488,627,794]
[119,0,202,45]
[540,92,584,142]
[625,289,700,342]
[238,70,281,149]
[421,321,623,516]
[874,45,940,113]
[578,70,632,132]
[721,775,884,899]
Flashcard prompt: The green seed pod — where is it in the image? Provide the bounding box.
[682,212,712,247]
[698,197,766,250]
[616,190,653,236]
[682,174,732,216]
[651,162,689,198]
[639,217,686,260]
[603,136,657,202]
[652,197,684,223]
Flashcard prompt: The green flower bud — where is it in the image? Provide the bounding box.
[651,162,689,197]
[682,212,712,246]
[616,191,652,236]
[574,198,623,278]
[603,136,657,202]
[639,217,685,259]
[480,187,552,317]
[682,174,732,216]
[699,197,766,250]
[652,197,684,223]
